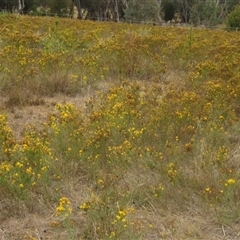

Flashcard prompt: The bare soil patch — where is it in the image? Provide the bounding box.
[0,94,88,140]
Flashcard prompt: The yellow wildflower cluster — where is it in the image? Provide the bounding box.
[153,183,165,197]
[225,178,236,187]
[0,119,53,195]
[79,201,91,211]
[112,207,135,226]
[56,197,72,217]
[167,163,178,181]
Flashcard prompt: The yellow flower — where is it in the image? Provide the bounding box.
[205,187,211,193]
[226,179,236,185]
[70,74,78,79]
[79,202,91,211]
[56,206,64,212]
[97,179,104,185]
[118,210,126,216]
[16,162,23,168]
[56,197,72,216]
[110,231,116,238]
[26,167,32,174]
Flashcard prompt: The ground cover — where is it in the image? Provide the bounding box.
[0,14,240,239]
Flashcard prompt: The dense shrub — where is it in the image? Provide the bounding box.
[226,5,240,30]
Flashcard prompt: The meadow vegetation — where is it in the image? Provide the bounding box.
[0,14,240,239]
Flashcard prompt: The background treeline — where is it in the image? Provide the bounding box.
[0,0,240,27]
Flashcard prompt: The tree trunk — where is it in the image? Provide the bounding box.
[112,0,119,22]
[70,0,74,18]
[75,0,82,19]
[179,0,189,23]
[18,0,25,14]
[218,0,227,20]
[156,0,163,24]
[121,0,128,8]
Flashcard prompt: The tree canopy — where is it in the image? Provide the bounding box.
[0,0,240,26]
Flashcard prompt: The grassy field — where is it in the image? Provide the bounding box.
[0,14,240,239]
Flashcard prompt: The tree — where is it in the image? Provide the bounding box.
[190,1,217,26]
[227,0,240,12]
[226,4,240,30]
[22,0,39,13]
[49,0,69,16]
[0,0,17,12]
[162,0,175,22]
[113,0,120,22]
[71,0,83,19]
[79,0,108,20]
[189,0,232,26]
[177,0,196,23]
[124,0,160,23]
[0,0,46,13]
[18,0,24,14]
[79,0,123,21]
[156,0,163,23]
